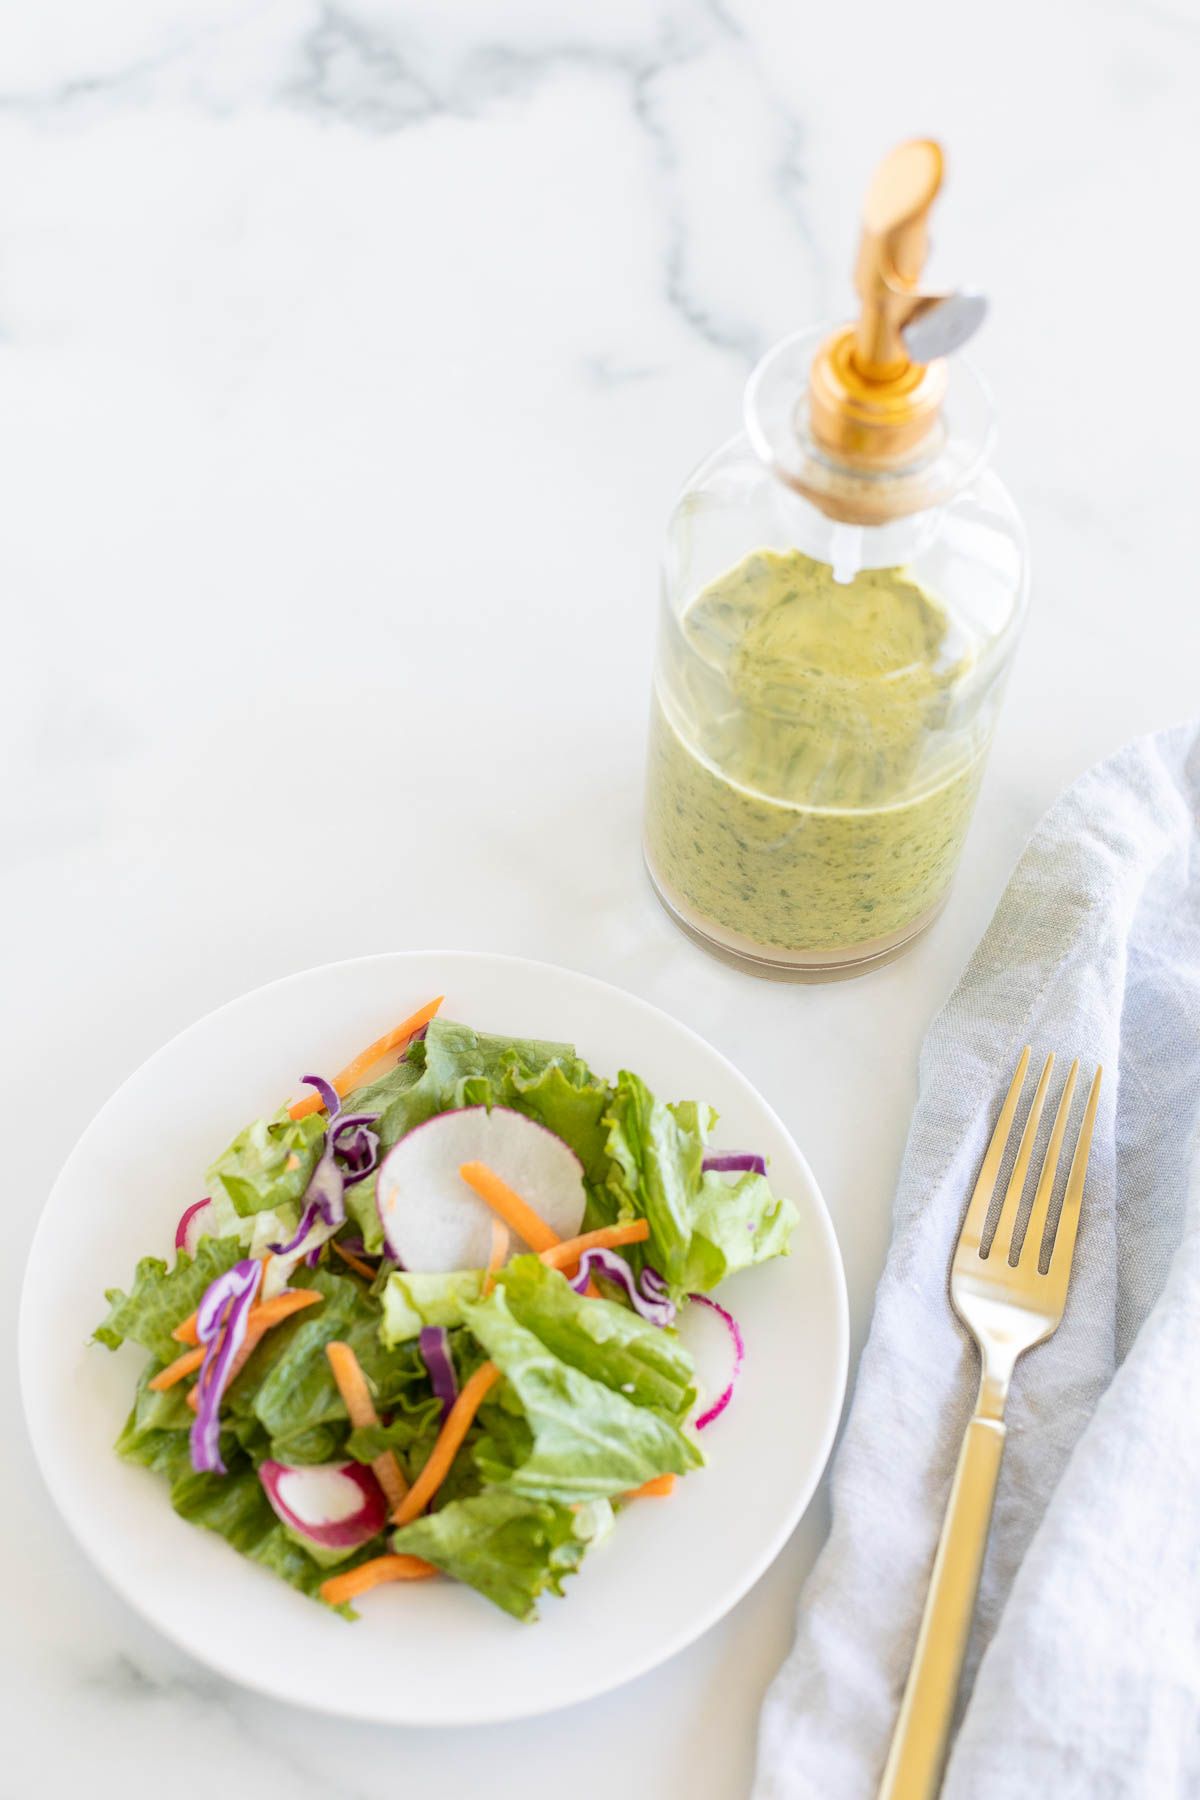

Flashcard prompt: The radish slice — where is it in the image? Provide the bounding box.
[259,1460,389,1566]
[688,1292,745,1430]
[376,1106,585,1273]
[175,1198,215,1257]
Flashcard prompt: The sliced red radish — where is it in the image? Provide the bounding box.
[259,1460,389,1567]
[376,1106,585,1273]
[175,1198,215,1257]
[687,1292,745,1430]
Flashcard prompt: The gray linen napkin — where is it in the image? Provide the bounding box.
[755,722,1200,1800]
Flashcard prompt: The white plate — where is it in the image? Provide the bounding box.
[20,952,847,1725]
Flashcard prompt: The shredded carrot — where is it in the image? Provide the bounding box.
[458,1161,560,1254]
[288,997,444,1122]
[172,1254,269,1346]
[320,1553,437,1606]
[148,1344,205,1391]
[627,1473,676,1499]
[539,1219,651,1274]
[332,1241,377,1281]
[393,1361,502,1526]
[325,1341,409,1509]
[184,1288,324,1410]
[481,1218,509,1298]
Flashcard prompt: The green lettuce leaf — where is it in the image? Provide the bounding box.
[603,1072,797,1292]
[345,1021,578,1147]
[344,1405,443,1478]
[207,1109,326,1219]
[679,1169,798,1291]
[379,1269,485,1344]
[461,1286,702,1502]
[602,1075,706,1286]
[170,1460,379,1606]
[94,1236,243,1361]
[502,1061,610,1183]
[498,1254,696,1421]
[114,1362,197,1476]
[390,1489,588,1621]
[113,1368,350,1594]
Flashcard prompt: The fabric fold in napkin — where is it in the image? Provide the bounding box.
[755,722,1200,1800]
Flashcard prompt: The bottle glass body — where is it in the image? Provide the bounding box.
[643,428,1027,974]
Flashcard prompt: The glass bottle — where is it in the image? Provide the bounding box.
[643,140,1028,976]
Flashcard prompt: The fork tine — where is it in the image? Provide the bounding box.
[1044,1066,1103,1303]
[1017,1060,1078,1273]
[955,1046,1030,1259]
[989,1052,1055,1263]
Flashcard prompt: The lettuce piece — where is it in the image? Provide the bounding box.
[114,1401,369,1606]
[419,1021,580,1101]
[345,1405,443,1478]
[191,1184,300,1260]
[379,1269,485,1344]
[498,1255,696,1421]
[390,1489,587,1621]
[602,1075,706,1286]
[348,1021,577,1146]
[462,1287,702,1502]
[603,1072,797,1292]
[170,1461,379,1607]
[680,1169,798,1291]
[114,1405,379,1608]
[115,1361,198,1475]
[94,1236,243,1361]
[502,1061,610,1183]
[207,1109,326,1219]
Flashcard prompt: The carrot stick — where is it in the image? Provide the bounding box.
[326,1341,409,1510]
[320,1553,437,1606]
[393,1361,502,1526]
[539,1219,650,1274]
[184,1289,324,1410]
[481,1218,509,1298]
[332,1241,377,1281]
[458,1161,560,1254]
[627,1473,676,1499]
[288,997,444,1122]
[148,1344,205,1390]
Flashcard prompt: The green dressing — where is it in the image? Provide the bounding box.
[644,549,987,959]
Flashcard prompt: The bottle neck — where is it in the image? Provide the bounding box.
[744,325,997,528]
[764,482,944,585]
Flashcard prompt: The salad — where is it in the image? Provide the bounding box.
[95,998,798,1621]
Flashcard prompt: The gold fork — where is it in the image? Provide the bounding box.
[877,1047,1103,1800]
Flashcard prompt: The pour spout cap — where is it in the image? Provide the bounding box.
[808,138,986,469]
[854,139,947,376]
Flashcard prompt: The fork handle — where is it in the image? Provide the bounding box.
[877,1414,1007,1800]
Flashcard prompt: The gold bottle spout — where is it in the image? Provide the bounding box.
[808,139,985,471]
[854,138,943,376]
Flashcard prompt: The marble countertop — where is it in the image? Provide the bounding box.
[6,0,1198,1793]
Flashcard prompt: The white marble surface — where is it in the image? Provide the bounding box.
[5,0,1198,1793]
